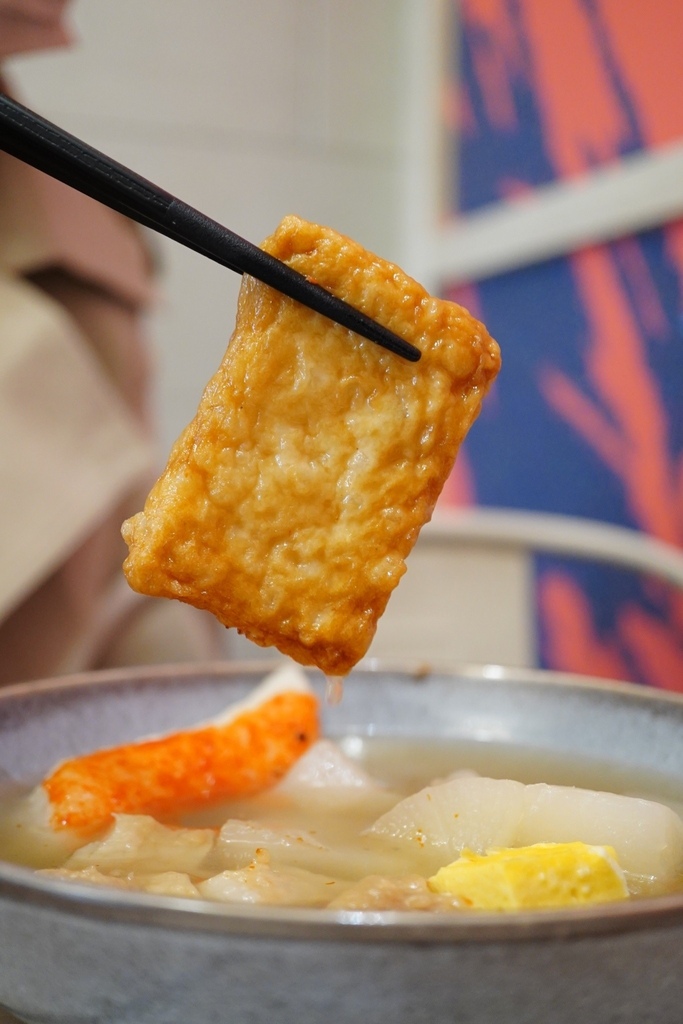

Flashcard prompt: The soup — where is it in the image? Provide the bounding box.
[1,666,682,912]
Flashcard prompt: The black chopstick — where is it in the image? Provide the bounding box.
[0,94,421,363]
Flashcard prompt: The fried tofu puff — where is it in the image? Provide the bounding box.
[122,216,500,674]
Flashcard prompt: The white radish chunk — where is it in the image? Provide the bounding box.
[65,814,216,875]
[196,861,346,907]
[216,818,326,871]
[367,776,526,871]
[277,740,381,792]
[217,814,406,881]
[0,787,82,867]
[517,783,683,882]
[273,739,401,830]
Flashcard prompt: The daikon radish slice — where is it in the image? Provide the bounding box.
[65,814,216,875]
[196,859,346,907]
[277,739,381,792]
[517,783,683,883]
[367,776,526,871]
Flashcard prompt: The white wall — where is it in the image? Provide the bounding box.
[7,0,406,455]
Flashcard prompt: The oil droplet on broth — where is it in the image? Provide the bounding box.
[325,675,344,705]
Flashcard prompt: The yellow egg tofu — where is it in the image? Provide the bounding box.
[427,842,629,911]
[122,215,500,675]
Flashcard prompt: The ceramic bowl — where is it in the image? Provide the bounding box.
[0,661,682,1024]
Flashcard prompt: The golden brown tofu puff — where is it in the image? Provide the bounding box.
[122,216,500,675]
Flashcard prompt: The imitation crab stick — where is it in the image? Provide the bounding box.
[41,665,318,834]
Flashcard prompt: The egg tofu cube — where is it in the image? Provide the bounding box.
[427,842,629,911]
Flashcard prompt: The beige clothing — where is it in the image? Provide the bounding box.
[0,80,220,683]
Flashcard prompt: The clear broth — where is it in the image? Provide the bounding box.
[1,736,682,904]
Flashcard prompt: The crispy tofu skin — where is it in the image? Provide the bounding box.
[122,216,500,674]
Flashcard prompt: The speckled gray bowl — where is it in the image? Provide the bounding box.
[1,661,683,1024]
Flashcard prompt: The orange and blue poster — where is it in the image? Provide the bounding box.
[444,0,683,689]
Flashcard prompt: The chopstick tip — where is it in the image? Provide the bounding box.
[402,342,422,363]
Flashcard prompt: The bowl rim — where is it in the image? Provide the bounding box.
[2,659,683,945]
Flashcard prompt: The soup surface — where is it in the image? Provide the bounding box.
[1,732,682,912]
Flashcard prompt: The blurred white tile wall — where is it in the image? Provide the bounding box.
[7,0,406,454]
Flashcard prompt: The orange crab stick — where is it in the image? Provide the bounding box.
[42,665,318,834]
